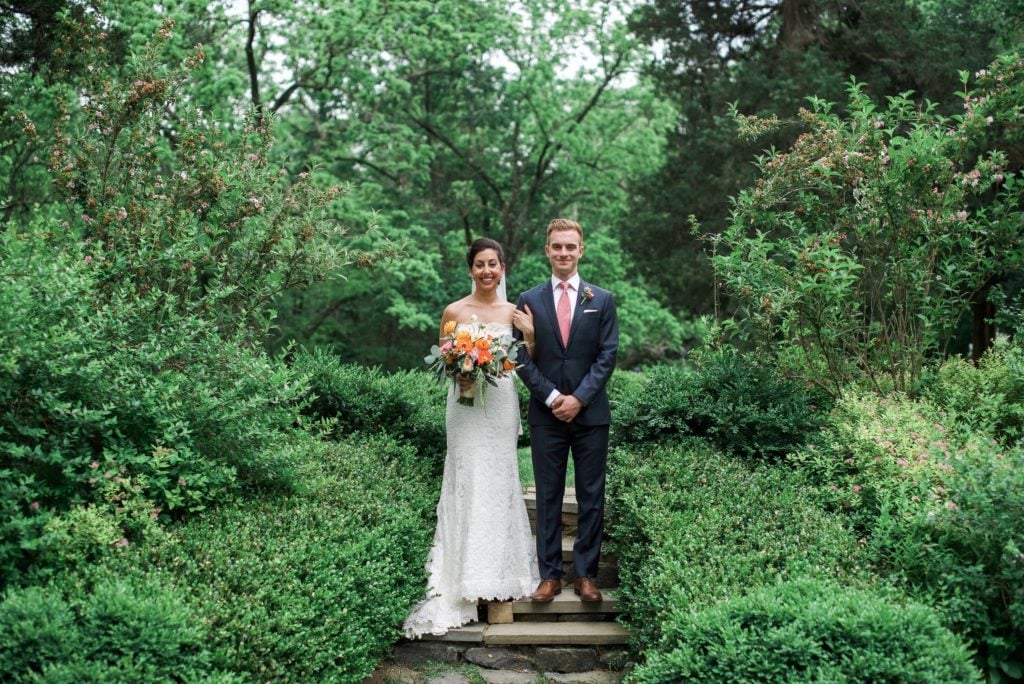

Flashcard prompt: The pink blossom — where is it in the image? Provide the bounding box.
[178,477,187,486]
[911,496,921,503]
[897,458,909,466]
[29,501,40,511]
[852,485,862,494]
[90,461,99,469]
[945,500,958,511]
[114,538,130,549]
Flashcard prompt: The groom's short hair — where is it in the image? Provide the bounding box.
[546,218,583,241]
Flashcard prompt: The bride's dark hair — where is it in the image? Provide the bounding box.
[466,237,506,268]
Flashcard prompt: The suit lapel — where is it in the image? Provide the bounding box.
[538,281,564,349]
[567,280,588,346]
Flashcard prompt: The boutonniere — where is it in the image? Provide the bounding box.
[578,286,595,306]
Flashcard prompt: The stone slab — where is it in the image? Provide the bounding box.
[419,621,487,644]
[484,622,630,646]
[465,647,535,671]
[534,647,599,673]
[511,589,619,615]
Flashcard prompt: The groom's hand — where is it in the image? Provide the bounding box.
[552,394,582,422]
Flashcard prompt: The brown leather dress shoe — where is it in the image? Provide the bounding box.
[573,577,602,602]
[530,579,562,603]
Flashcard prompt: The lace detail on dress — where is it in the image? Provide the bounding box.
[403,322,539,638]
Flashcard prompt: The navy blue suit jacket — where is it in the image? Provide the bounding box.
[515,280,619,426]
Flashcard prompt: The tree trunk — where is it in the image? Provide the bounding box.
[779,0,820,50]
[971,278,998,362]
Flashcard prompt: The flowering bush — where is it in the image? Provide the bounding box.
[792,391,1024,678]
[705,51,1024,394]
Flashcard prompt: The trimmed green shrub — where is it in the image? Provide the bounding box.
[1,227,314,582]
[85,435,437,683]
[611,348,826,460]
[607,439,864,650]
[292,347,447,468]
[630,578,982,683]
[0,578,234,683]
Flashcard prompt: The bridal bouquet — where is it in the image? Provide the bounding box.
[425,317,523,406]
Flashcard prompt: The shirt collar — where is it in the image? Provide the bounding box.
[551,273,581,292]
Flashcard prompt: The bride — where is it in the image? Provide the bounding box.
[403,237,540,638]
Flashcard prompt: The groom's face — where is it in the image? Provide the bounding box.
[545,229,584,280]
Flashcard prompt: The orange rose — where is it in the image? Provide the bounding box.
[455,331,473,352]
[475,337,491,351]
[477,349,493,364]
[443,320,458,335]
[502,358,516,371]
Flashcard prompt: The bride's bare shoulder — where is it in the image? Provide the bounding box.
[496,301,517,322]
[441,297,474,322]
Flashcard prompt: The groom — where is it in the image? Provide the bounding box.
[514,218,619,603]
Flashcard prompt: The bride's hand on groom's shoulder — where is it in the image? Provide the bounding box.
[512,304,534,337]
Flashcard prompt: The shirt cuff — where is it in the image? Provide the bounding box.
[544,389,560,407]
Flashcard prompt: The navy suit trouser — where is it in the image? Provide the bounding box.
[531,420,608,580]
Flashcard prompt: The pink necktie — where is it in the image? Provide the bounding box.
[557,281,572,346]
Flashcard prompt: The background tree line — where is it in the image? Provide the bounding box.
[2,0,1021,368]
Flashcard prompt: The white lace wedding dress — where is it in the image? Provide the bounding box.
[403,322,539,638]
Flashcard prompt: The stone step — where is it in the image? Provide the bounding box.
[421,616,629,646]
[421,621,486,643]
[511,589,619,615]
[559,538,616,564]
[524,487,579,514]
[484,622,629,646]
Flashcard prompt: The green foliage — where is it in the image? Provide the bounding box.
[0,15,394,583]
[630,578,982,684]
[624,0,1020,317]
[607,439,864,650]
[881,445,1024,681]
[36,18,384,345]
[918,338,1024,448]
[0,578,233,683]
[706,52,1024,394]
[88,436,437,683]
[611,348,826,461]
[792,391,1024,678]
[0,224,316,583]
[291,348,447,470]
